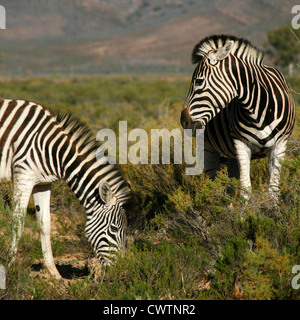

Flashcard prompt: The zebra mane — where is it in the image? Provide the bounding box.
[54,111,134,207]
[192,34,264,65]
[55,112,97,153]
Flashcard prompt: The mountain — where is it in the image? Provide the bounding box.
[0,0,296,76]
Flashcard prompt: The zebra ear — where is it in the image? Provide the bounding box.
[208,40,234,65]
[99,180,113,204]
[216,40,234,60]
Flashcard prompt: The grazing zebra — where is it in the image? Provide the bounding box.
[0,98,134,280]
[181,34,295,202]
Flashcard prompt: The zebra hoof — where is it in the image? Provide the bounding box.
[87,257,102,281]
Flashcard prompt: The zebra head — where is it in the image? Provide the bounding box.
[85,179,132,266]
[181,36,239,130]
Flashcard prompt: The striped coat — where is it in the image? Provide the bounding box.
[0,98,133,280]
[181,34,295,201]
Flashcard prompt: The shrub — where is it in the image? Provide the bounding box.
[0,76,298,300]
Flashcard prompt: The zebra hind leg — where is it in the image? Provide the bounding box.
[227,158,240,197]
[268,140,287,204]
[234,140,252,201]
[32,184,63,281]
[9,178,34,265]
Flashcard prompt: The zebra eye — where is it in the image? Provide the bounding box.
[194,78,203,86]
[110,224,119,233]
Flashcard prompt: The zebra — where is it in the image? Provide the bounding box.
[181,34,295,202]
[0,98,134,280]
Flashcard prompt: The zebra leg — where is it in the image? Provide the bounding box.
[9,178,34,263]
[234,140,252,201]
[204,145,220,179]
[268,140,287,203]
[32,184,62,281]
[227,158,240,196]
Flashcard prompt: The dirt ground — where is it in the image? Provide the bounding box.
[28,212,102,284]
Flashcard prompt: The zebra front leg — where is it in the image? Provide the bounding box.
[204,147,220,179]
[32,184,62,281]
[268,140,287,204]
[227,158,240,197]
[234,140,252,201]
[9,178,34,264]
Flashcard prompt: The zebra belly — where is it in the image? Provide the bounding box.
[204,101,282,159]
[205,127,274,159]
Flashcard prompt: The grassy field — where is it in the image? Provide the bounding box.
[0,75,299,300]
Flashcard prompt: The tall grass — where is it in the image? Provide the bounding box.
[0,75,299,300]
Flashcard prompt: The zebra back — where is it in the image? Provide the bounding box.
[182,34,295,156]
[0,98,134,265]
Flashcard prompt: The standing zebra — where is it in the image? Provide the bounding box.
[0,98,134,280]
[181,34,295,202]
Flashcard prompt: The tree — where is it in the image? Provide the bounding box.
[267,23,300,75]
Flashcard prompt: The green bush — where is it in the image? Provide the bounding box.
[0,76,299,300]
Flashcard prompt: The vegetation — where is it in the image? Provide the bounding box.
[0,75,299,300]
[267,23,300,73]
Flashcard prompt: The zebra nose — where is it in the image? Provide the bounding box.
[181,107,192,129]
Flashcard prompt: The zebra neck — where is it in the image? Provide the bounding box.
[62,150,101,207]
[236,63,269,113]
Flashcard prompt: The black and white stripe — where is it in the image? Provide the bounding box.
[0,98,133,279]
[181,34,295,201]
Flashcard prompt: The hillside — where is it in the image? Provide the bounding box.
[0,0,296,76]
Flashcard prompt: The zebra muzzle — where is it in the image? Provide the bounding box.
[181,108,205,131]
[180,107,193,129]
